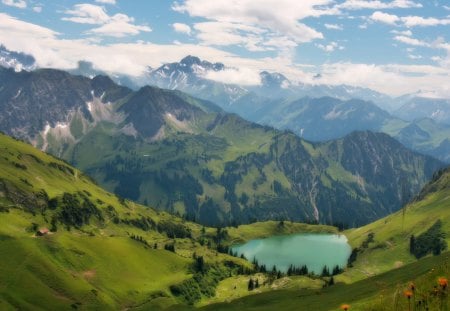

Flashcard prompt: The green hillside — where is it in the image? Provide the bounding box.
[182,252,448,311]
[0,133,337,310]
[0,132,448,310]
[0,67,443,228]
[342,167,450,282]
[0,133,196,309]
[170,166,450,311]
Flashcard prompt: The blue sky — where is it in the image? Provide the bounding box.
[0,0,449,97]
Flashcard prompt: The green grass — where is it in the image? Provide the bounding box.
[0,220,190,310]
[0,134,202,309]
[168,252,449,311]
[341,169,450,282]
[1,132,448,310]
[197,274,324,307]
[0,133,343,310]
[168,167,450,311]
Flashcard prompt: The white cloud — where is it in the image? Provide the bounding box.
[33,6,42,13]
[408,54,422,59]
[173,0,339,53]
[193,21,268,51]
[62,4,151,37]
[370,12,450,28]
[370,11,399,25]
[63,4,110,24]
[324,23,343,30]
[394,35,429,47]
[1,12,450,98]
[0,13,312,87]
[337,0,422,10]
[202,67,262,86]
[443,5,450,11]
[431,56,442,62]
[172,23,192,35]
[391,29,412,36]
[401,15,450,27]
[0,12,242,77]
[2,0,26,9]
[316,62,450,97]
[316,41,344,52]
[95,0,116,4]
[88,14,151,38]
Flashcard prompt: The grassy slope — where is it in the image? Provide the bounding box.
[0,133,334,310]
[182,252,448,311]
[342,168,450,282]
[0,134,197,309]
[169,167,450,310]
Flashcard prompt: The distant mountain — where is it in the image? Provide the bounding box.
[69,60,145,90]
[146,56,394,111]
[148,55,224,89]
[0,67,443,227]
[383,117,450,163]
[0,45,35,72]
[393,97,450,125]
[146,56,450,162]
[0,67,131,144]
[248,96,392,141]
[147,55,248,107]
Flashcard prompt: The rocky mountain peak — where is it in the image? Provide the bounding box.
[0,45,35,72]
[180,55,201,66]
[260,71,290,88]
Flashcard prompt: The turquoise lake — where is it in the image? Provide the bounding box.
[231,234,351,274]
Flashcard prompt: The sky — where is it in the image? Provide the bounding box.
[0,0,449,97]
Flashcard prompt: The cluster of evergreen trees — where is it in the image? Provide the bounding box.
[164,243,176,252]
[170,254,234,305]
[130,234,149,246]
[410,220,447,258]
[58,192,103,229]
[121,216,192,239]
[245,262,342,291]
[247,278,260,291]
[347,232,375,267]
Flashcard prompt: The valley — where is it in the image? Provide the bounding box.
[0,132,341,309]
[0,1,449,309]
[0,132,448,310]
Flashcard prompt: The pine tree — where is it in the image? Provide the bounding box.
[321,266,330,277]
[332,265,342,275]
[329,276,335,286]
[248,278,255,291]
[409,235,416,254]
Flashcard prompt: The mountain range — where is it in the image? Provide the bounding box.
[146,56,450,163]
[0,66,443,227]
[5,45,450,151]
